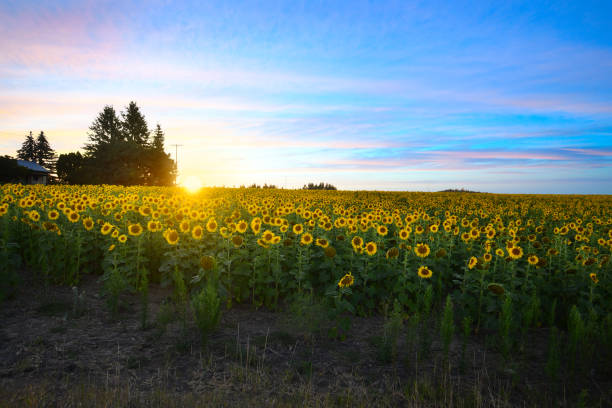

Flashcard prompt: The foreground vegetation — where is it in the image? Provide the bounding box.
[1,185,611,405]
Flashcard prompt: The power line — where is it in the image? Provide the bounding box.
[170,144,183,185]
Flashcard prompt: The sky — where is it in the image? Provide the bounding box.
[1,0,611,193]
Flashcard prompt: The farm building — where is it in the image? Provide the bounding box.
[16,160,50,185]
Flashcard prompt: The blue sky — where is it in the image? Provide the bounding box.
[1,0,611,193]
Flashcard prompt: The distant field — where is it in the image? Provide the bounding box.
[1,185,611,406]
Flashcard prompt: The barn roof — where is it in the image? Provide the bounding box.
[17,160,50,173]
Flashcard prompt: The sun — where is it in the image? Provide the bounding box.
[181,176,203,193]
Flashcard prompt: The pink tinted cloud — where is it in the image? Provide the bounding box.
[563,148,612,157]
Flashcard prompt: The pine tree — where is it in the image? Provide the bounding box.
[16,131,36,162]
[34,131,57,171]
[84,105,123,155]
[121,101,150,145]
[152,124,165,151]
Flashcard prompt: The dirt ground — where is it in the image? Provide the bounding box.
[1,270,610,407]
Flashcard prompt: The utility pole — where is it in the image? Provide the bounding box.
[170,144,183,186]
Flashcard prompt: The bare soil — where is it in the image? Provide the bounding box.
[0,270,610,407]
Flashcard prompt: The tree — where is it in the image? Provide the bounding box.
[152,123,165,151]
[16,131,36,162]
[56,152,84,184]
[121,101,150,145]
[84,105,123,156]
[79,103,176,186]
[0,156,28,183]
[34,131,57,171]
[303,182,337,190]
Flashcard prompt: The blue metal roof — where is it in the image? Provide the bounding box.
[17,160,50,173]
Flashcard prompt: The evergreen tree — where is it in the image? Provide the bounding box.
[34,131,57,171]
[121,101,150,145]
[84,105,123,155]
[16,131,36,162]
[152,123,165,151]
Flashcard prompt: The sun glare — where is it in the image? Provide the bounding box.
[181,176,203,193]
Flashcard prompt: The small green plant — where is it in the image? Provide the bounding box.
[103,257,128,318]
[440,295,455,364]
[155,298,174,336]
[172,265,188,334]
[567,305,584,372]
[419,285,434,358]
[499,294,513,360]
[138,268,149,330]
[191,280,221,348]
[379,299,403,363]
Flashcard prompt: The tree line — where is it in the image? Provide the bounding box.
[6,102,176,186]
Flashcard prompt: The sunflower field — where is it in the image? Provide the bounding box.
[1,184,611,349]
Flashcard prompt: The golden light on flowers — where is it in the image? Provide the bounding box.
[128,223,143,236]
[338,272,354,288]
[417,266,433,279]
[414,243,430,258]
[181,176,203,194]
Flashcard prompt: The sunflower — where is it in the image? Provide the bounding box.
[508,246,523,260]
[118,234,127,243]
[527,254,539,265]
[262,229,275,244]
[128,223,143,236]
[417,266,433,279]
[487,283,505,295]
[399,229,410,240]
[429,224,439,233]
[377,225,388,236]
[101,222,113,235]
[316,238,329,248]
[201,255,215,270]
[68,211,80,223]
[108,244,116,252]
[468,256,478,269]
[236,220,248,233]
[386,247,399,259]
[192,225,204,240]
[48,210,59,220]
[364,241,377,256]
[83,217,94,231]
[338,272,354,288]
[351,235,363,249]
[324,246,336,258]
[206,218,218,232]
[300,232,313,245]
[414,243,430,258]
[289,224,303,236]
[179,220,190,233]
[232,235,244,247]
[164,228,179,245]
[147,220,158,232]
[483,253,492,263]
